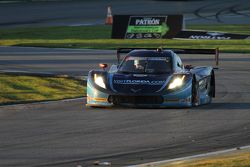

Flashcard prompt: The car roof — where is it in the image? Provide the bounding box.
[127,50,174,58]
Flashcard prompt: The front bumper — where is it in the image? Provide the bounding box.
[86,80,193,108]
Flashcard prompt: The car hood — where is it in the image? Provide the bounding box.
[110,73,172,94]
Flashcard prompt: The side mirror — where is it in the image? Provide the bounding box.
[99,63,108,70]
[184,64,193,69]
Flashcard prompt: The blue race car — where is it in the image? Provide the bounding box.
[86,48,217,108]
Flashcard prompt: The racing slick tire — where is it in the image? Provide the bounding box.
[209,71,216,98]
[192,76,199,106]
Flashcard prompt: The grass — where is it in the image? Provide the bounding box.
[0,25,250,53]
[0,74,86,105]
[162,151,250,167]
[0,25,111,40]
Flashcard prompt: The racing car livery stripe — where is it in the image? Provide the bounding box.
[87,96,108,102]
[93,98,108,102]
[156,76,172,92]
[85,103,112,107]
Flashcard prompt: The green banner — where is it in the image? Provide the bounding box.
[125,16,170,39]
[127,23,169,36]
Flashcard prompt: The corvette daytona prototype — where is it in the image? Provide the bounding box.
[86,48,216,108]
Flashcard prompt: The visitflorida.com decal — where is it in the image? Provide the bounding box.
[114,79,165,85]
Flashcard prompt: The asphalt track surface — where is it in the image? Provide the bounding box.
[0,0,250,27]
[0,47,250,167]
[0,46,116,76]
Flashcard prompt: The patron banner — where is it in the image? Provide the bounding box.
[125,16,168,39]
[111,15,183,39]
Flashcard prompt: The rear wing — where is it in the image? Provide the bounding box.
[116,48,219,66]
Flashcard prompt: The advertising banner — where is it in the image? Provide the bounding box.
[111,15,183,39]
[111,15,250,40]
[125,16,168,39]
[175,30,250,40]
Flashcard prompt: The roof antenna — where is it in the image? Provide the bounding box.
[156,48,162,52]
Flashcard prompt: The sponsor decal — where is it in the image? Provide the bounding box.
[130,88,142,93]
[127,57,169,61]
[133,74,148,77]
[192,32,230,39]
[206,32,225,36]
[175,30,250,40]
[135,18,161,25]
[189,32,231,40]
[114,79,165,85]
[125,16,169,39]
[111,15,183,39]
[189,35,231,40]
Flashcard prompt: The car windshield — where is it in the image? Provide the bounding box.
[118,56,172,74]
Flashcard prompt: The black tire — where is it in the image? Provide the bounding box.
[191,76,198,106]
[209,71,216,98]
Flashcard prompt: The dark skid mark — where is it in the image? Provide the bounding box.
[229,6,250,17]
[193,0,248,23]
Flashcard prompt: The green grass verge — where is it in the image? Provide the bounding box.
[162,151,250,167]
[0,25,111,40]
[0,25,249,53]
[0,74,86,105]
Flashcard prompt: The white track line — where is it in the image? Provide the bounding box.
[0,97,85,108]
[127,145,250,167]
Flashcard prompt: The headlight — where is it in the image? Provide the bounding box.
[94,74,106,89]
[168,75,185,90]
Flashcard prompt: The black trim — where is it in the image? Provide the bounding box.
[108,95,164,105]
[117,48,219,63]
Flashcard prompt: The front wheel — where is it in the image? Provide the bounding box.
[209,71,215,98]
[191,77,199,106]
